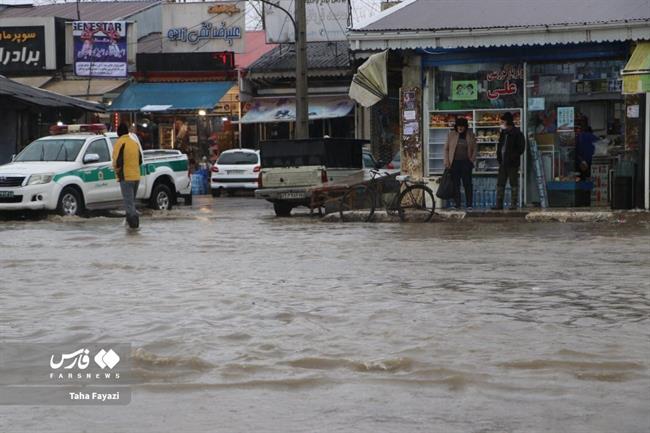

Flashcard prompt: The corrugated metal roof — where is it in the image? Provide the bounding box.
[43,79,128,99]
[356,0,650,32]
[8,76,52,88]
[0,76,103,111]
[247,42,350,73]
[0,1,159,20]
[137,32,163,54]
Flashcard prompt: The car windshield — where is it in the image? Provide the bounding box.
[217,152,258,165]
[14,139,85,162]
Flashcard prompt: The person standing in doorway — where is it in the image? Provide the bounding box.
[493,112,525,210]
[113,123,143,228]
[575,119,597,181]
[444,117,476,209]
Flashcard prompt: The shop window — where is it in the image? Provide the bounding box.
[435,63,524,110]
[525,60,626,207]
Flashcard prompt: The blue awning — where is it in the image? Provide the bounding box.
[108,82,235,112]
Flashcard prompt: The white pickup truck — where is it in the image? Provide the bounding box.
[0,131,191,216]
[255,138,369,216]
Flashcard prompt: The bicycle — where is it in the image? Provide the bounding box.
[339,169,436,222]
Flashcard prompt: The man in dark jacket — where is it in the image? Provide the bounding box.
[493,112,525,210]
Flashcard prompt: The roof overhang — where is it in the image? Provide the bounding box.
[247,69,352,80]
[349,21,650,52]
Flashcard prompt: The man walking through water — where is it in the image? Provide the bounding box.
[493,112,525,210]
[112,123,142,228]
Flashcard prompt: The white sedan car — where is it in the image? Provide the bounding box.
[210,149,260,196]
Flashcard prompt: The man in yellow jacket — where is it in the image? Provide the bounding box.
[112,123,143,228]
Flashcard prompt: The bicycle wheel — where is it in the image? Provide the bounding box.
[384,191,401,217]
[397,184,435,222]
[339,184,376,222]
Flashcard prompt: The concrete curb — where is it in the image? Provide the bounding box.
[525,211,616,223]
[323,209,648,223]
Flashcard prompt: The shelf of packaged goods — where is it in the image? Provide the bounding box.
[428,170,498,176]
[429,126,454,130]
[476,124,520,129]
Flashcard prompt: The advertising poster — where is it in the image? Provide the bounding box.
[451,80,478,101]
[0,26,45,73]
[400,87,423,179]
[73,21,127,78]
[557,106,575,131]
[528,97,545,111]
[264,0,347,43]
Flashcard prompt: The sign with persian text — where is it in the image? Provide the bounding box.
[0,26,45,72]
[485,64,523,101]
[162,2,245,54]
[72,21,127,78]
[263,0,348,43]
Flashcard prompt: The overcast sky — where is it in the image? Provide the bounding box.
[0,0,381,30]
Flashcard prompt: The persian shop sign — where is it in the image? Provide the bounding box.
[162,2,245,54]
[0,26,45,72]
[167,22,241,46]
[485,64,523,101]
[72,21,127,78]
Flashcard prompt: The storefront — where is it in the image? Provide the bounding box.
[422,43,634,208]
[108,81,236,163]
[240,96,355,141]
[426,61,524,208]
[241,41,356,144]
[349,0,650,209]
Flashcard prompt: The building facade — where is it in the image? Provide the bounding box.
[349,0,650,209]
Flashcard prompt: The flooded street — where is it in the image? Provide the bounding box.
[1,197,649,433]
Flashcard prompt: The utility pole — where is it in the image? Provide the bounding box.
[294,0,309,139]
[254,0,309,138]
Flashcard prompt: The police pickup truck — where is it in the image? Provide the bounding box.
[0,125,191,216]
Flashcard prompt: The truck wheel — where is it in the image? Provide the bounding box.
[273,201,292,217]
[150,183,174,211]
[56,187,84,216]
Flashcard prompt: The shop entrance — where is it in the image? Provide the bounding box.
[526,60,629,208]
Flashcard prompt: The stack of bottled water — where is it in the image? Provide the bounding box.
[443,176,513,209]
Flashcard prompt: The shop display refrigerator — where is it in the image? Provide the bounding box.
[428,108,523,208]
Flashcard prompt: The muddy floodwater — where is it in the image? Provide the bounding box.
[1,197,649,433]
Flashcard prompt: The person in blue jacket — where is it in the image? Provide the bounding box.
[575,120,597,181]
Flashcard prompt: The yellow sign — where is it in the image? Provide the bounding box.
[208,4,241,15]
